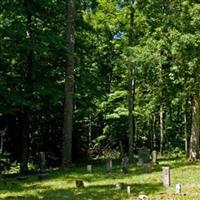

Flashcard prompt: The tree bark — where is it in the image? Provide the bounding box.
[189,95,200,161]
[159,106,164,156]
[62,0,75,167]
[151,114,156,150]
[128,2,135,162]
[184,101,188,157]
[20,0,33,175]
[20,112,30,175]
[184,111,188,156]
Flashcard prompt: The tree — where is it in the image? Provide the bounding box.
[189,95,200,160]
[127,0,135,162]
[62,0,76,167]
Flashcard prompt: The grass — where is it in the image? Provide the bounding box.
[1,158,200,200]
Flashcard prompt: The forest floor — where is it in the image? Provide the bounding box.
[1,157,200,200]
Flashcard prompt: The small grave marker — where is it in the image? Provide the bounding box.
[127,186,131,194]
[176,183,181,194]
[138,194,149,200]
[87,164,92,173]
[138,147,150,164]
[38,173,48,180]
[106,159,112,173]
[76,180,84,188]
[121,156,129,173]
[143,163,151,173]
[162,167,170,187]
[152,150,157,164]
[38,152,48,180]
[39,152,46,173]
[16,175,28,180]
[116,182,124,190]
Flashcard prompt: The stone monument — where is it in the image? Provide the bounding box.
[106,159,112,173]
[162,166,170,187]
[121,156,129,173]
[138,147,150,164]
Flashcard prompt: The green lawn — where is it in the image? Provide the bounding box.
[1,158,200,200]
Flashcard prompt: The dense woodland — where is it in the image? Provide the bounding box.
[0,0,200,174]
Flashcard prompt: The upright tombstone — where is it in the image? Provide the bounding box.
[76,180,84,188]
[176,183,181,194]
[37,152,48,180]
[143,163,151,173]
[127,186,131,194]
[138,147,150,164]
[162,167,170,187]
[121,156,129,173]
[116,182,124,190]
[106,159,112,173]
[39,152,46,173]
[152,150,157,164]
[87,164,92,173]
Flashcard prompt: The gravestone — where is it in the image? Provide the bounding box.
[121,156,129,173]
[39,152,46,173]
[143,163,151,173]
[76,180,84,188]
[38,173,48,180]
[106,159,112,173]
[127,186,131,194]
[162,167,170,187]
[16,175,28,180]
[138,147,150,164]
[138,195,149,200]
[87,164,92,173]
[37,152,48,180]
[176,183,181,194]
[152,150,157,164]
[116,182,124,190]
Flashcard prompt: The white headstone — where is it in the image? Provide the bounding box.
[162,167,170,187]
[152,150,157,163]
[127,186,131,194]
[176,183,181,194]
[138,194,149,200]
[116,182,124,190]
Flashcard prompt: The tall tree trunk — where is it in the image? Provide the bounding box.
[158,50,165,156]
[119,140,125,158]
[62,0,75,167]
[189,95,200,161]
[184,100,189,157]
[128,65,135,161]
[184,110,188,157]
[20,0,33,175]
[159,106,164,156]
[128,3,135,162]
[151,114,156,150]
[20,112,30,175]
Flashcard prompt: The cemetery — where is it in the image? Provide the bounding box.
[1,154,200,200]
[1,1,200,200]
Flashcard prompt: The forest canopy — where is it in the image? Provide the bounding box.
[0,0,200,173]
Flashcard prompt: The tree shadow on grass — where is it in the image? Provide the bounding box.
[41,182,163,200]
[0,173,167,200]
